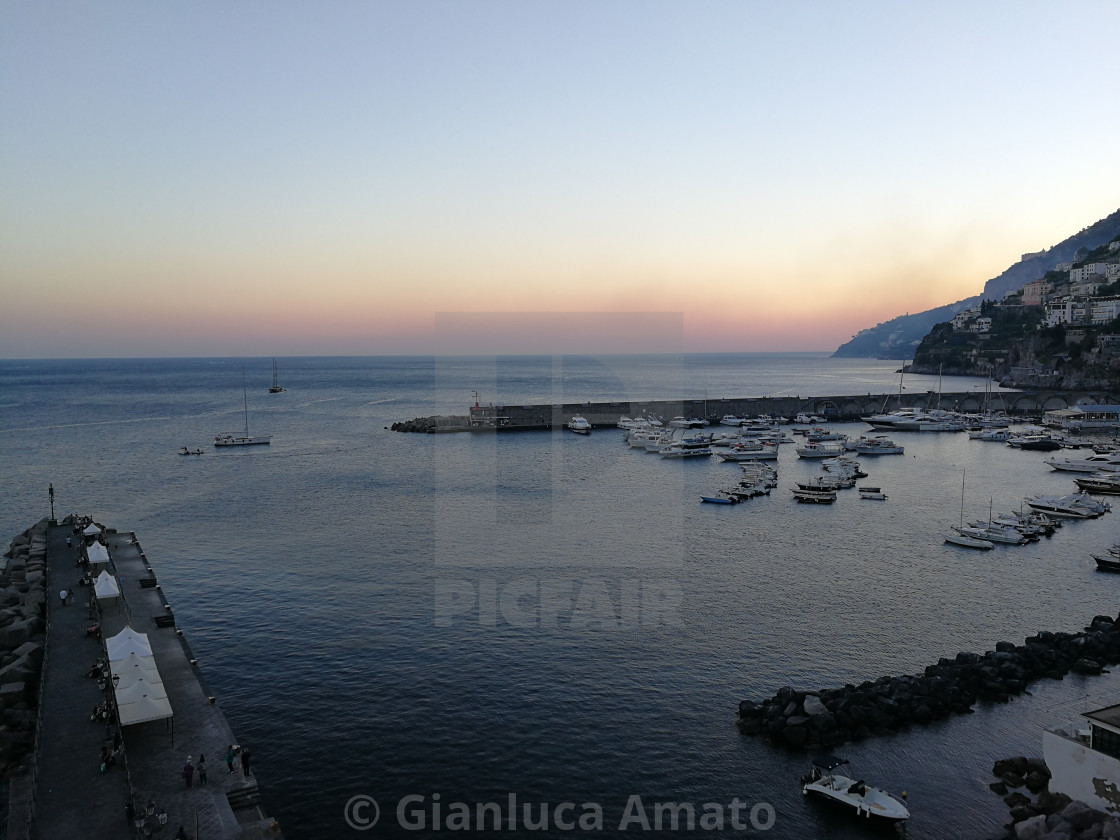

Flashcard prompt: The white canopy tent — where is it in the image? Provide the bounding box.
[94,571,120,600]
[115,680,168,704]
[112,668,162,692]
[86,542,111,569]
[106,627,153,660]
[116,693,173,726]
[83,522,102,536]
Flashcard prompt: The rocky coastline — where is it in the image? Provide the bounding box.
[738,613,1120,750]
[0,518,48,781]
[987,756,1120,840]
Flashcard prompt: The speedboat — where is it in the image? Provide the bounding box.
[178,446,204,456]
[719,415,744,427]
[801,756,910,822]
[567,415,592,435]
[1026,492,1111,519]
[1074,473,1120,495]
[1046,452,1120,473]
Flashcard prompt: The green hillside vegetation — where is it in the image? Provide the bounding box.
[833,207,1120,359]
[909,236,1120,392]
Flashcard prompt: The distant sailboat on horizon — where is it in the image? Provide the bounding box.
[269,358,285,393]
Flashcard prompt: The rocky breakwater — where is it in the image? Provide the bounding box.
[987,756,1120,840]
[0,519,48,778]
[738,613,1120,750]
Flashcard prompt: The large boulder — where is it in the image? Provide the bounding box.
[1059,800,1102,833]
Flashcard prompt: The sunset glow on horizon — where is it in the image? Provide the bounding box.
[2,2,1118,359]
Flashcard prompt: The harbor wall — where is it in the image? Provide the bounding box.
[409,389,1119,432]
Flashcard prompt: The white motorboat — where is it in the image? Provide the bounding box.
[567,415,592,435]
[1025,492,1111,519]
[796,442,848,459]
[1026,492,1111,519]
[1044,452,1120,473]
[806,427,847,442]
[801,756,910,822]
[858,486,887,500]
[660,434,712,458]
[862,407,964,432]
[719,415,744,427]
[969,427,1013,442]
[848,435,904,455]
[712,441,779,462]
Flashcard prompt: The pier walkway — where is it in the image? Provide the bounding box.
[28,524,280,840]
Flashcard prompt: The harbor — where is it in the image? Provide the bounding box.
[2,516,282,839]
[3,355,1120,838]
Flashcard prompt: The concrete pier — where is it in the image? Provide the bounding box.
[394,389,1118,432]
[13,519,282,840]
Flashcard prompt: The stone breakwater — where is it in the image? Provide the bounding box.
[987,756,1120,840]
[0,518,48,779]
[737,612,1120,750]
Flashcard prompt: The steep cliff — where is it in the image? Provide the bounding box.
[833,207,1120,358]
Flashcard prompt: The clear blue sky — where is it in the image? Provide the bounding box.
[2,1,1118,357]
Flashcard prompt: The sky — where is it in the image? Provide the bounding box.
[2,1,1118,358]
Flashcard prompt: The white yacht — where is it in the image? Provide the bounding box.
[802,756,910,822]
[1026,492,1112,519]
[1044,452,1120,473]
[567,415,592,435]
[719,415,744,427]
[862,407,965,432]
[847,435,904,455]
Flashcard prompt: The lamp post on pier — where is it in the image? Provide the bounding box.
[48,483,56,525]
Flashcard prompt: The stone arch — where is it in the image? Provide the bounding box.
[1040,396,1070,411]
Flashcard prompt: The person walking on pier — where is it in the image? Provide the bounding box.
[240,746,252,777]
[58,588,68,606]
[182,756,194,788]
[197,753,207,785]
[226,744,236,774]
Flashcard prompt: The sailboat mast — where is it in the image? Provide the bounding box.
[960,469,966,528]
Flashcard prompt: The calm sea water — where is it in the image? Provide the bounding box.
[1,354,1118,839]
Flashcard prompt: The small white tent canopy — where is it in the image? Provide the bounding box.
[106,627,152,660]
[110,651,158,676]
[115,679,168,704]
[87,542,111,568]
[117,693,173,726]
[94,571,120,600]
[112,668,163,692]
[83,522,102,536]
